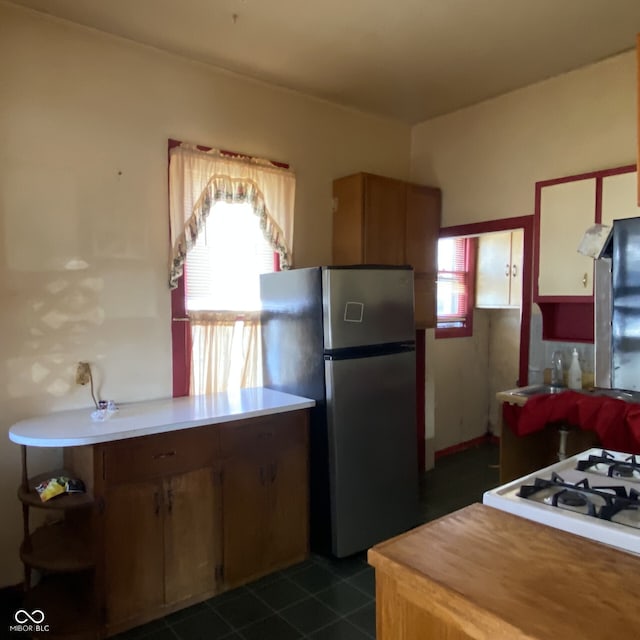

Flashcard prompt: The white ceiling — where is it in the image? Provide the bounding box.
[7,0,640,123]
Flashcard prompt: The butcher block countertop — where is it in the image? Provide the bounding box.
[368,503,638,640]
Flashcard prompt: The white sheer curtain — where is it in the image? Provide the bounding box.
[189,311,261,394]
[168,143,295,395]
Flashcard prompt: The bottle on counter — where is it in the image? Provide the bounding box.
[568,348,582,390]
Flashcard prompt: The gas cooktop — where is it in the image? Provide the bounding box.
[483,448,640,555]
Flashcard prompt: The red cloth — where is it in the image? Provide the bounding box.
[502,391,640,454]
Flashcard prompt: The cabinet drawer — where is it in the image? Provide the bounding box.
[100,426,220,485]
[219,411,308,457]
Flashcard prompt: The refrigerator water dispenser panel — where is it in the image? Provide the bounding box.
[343,302,364,322]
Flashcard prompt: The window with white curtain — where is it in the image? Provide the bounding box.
[168,141,295,397]
[185,202,276,394]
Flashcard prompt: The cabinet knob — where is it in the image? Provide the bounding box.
[512,264,518,277]
[505,263,510,277]
[153,491,161,516]
[582,272,588,288]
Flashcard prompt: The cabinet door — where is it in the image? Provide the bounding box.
[405,184,440,273]
[104,481,164,626]
[538,178,596,297]
[363,174,406,264]
[601,171,639,228]
[476,232,512,308]
[265,445,308,570]
[509,229,524,305]
[332,174,364,264]
[164,467,221,605]
[222,454,269,588]
[406,184,441,327]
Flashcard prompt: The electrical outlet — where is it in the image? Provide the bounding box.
[75,362,91,385]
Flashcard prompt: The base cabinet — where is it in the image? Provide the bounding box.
[499,409,599,483]
[53,409,309,637]
[103,480,166,626]
[221,414,309,588]
[103,467,221,629]
[164,467,221,605]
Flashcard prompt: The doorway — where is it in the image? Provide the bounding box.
[430,216,533,456]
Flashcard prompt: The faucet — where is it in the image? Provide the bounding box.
[551,351,564,387]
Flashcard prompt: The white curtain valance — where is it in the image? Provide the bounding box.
[169,143,295,289]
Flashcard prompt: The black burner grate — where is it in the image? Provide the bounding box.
[517,471,640,522]
[576,449,640,480]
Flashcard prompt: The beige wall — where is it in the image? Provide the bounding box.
[411,50,636,226]
[431,311,490,452]
[487,309,521,436]
[0,4,411,586]
[413,51,637,456]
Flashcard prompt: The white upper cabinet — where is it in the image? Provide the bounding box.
[538,178,596,297]
[601,171,640,228]
[476,229,523,308]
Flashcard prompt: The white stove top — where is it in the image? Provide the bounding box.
[483,448,640,556]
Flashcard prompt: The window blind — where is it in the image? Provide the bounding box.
[185,202,275,312]
[437,237,471,328]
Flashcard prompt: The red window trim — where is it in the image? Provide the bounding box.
[169,139,283,397]
[435,237,476,339]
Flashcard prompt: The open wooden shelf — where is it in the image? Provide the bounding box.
[20,521,94,572]
[18,469,94,510]
[24,573,100,639]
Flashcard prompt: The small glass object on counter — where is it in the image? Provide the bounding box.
[551,350,565,387]
[91,400,118,422]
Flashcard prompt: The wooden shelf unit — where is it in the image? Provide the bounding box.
[18,447,99,639]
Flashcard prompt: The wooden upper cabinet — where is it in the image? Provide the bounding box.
[332,174,364,264]
[332,172,441,328]
[363,174,406,264]
[405,183,440,273]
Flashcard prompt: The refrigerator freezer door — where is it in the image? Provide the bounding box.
[322,267,415,351]
[325,349,419,557]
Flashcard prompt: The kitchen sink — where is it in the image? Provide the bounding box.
[508,384,567,397]
[586,388,640,403]
[501,384,640,403]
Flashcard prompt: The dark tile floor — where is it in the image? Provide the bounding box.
[114,442,500,640]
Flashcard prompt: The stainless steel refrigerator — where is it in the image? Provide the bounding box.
[595,216,640,391]
[260,265,419,557]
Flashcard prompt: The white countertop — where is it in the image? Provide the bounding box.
[8,387,315,447]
